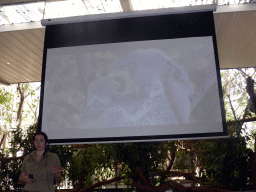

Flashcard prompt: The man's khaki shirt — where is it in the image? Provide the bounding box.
[21,151,61,192]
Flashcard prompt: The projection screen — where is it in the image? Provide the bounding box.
[39,6,228,144]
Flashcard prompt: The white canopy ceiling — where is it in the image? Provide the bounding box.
[0,0,256,85]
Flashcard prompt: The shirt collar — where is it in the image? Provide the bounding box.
[31,150,49,159]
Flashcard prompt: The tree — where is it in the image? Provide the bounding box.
[1,68,256,191]
[0,85,14,151]
[0,83,40,152]
[194,68,256,191]
[198,136,252,191]
[0,83,41,190]
[16,83,41,128]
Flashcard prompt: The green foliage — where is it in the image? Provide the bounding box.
[198,135,252,190]
[0,83,40,131]
[0,120,116,190]
[0,124,76,190]
[1,68,256,191]
[205,68,256,190]
[111,141,177,189]
[0,89,13,105]
[174,149,189,170]
[220,69,252,122]
[48,144,77,189]
[67,144,114,189]
[0,87,14,132]
[0,124,36,191]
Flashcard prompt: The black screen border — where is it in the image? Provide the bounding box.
[38,11,228,144]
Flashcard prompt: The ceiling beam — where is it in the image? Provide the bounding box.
[0,4,255,33]
[0,0,63,6]
[119,0,134,12]
[0,21,43,32]
[215,4,256,13]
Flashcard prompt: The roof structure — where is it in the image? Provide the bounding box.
[0,0,256,85]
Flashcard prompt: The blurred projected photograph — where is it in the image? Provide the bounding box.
[42,37,222,132]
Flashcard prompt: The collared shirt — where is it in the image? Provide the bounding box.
[21,151,61,192]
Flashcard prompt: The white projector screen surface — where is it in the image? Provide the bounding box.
[39,10,227,144]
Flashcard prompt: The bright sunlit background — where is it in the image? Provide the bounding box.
[0,0,254,25]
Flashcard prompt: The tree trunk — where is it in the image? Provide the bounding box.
[0,132,6,149]
[16,83,29,128]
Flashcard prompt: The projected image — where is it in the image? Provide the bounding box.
[78,49,194,129]
[42,37,223,138]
